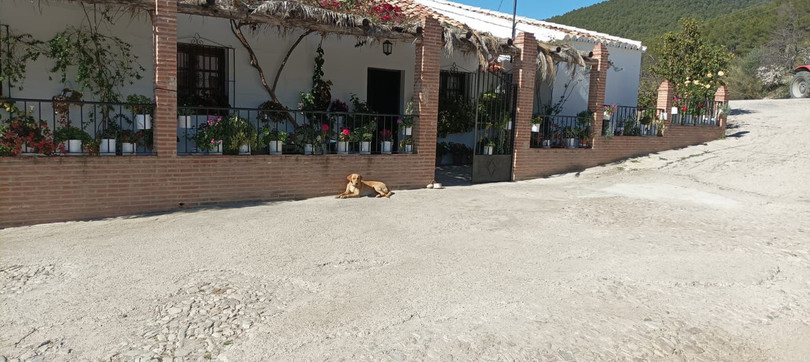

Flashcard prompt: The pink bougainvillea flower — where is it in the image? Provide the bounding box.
[321,124,330,132]
[396,118,403,124]
[341,128,350,136]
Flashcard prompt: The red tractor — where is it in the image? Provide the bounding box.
[791,65,810,98]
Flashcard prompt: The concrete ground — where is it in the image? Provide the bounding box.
[2,99,809,361]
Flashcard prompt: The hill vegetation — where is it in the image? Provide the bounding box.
[548,0,810,99]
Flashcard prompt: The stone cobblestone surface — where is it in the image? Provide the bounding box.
[1,99,809,360]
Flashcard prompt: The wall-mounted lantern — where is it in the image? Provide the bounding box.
[382,40,393,56]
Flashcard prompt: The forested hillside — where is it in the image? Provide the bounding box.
[549,0,810,99]
[547,0,771,46]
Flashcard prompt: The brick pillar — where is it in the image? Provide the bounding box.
[715,85,729,127]
[413,17,441,163]
[153,0,178,157]
[657,80,675,115]
[511,32,537,181]
[587,43,608,147]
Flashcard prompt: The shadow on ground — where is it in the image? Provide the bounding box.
[435,165,472,187]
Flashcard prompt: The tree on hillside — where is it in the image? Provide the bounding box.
[650,18,732,100]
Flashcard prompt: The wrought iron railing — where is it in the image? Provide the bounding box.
[0,97,157,156]
[602,106,666,137]
[176,107,417,156]
[0,98,418,156]
[529,114,594,149]
[670,99,724,126]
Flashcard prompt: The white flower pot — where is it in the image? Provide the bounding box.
[531,124,541,132]
[178,116,194,129]
[403,144,413,154]
[304,143,313,155]
[238,144,251,155]
[122,142,136,154]
[541,140,551,149]
[506,121,513,130]
[403,126,412,136]
[603,112,611,121]
[359,141,371,155]
[484,145,494,155]
[381,141,392,154]
[135,114,152,130]
[213,142,223,154]
[337,141,349,154]
[564,138,578,149]
[269,140,283,155]
[100,139,116,155]
[64,139,83,154]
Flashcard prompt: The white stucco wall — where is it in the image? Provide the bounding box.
[1,1,415,111]
[543,40,643,116]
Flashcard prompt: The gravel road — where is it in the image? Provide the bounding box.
[2,99,809,361]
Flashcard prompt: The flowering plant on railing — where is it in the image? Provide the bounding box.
[379,129,393,142]
[603,104,616,116]
[330,99,349,113]
[0,112,63,156]
[338,128,351,142]
[316,123,333,144]
[192,116,225,152]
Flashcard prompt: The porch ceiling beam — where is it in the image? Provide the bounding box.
[58,0,417,41]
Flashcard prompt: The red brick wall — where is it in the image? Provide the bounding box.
[511,33,538,179]
[0,154,433,227]
[512,126,725,181]
[588,43,609,146]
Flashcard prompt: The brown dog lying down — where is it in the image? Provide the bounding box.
[336,173,393,198]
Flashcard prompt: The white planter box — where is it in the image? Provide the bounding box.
[304,144,313,155]
[238,144,251,155]
[122,142,136,154]
[64,139,82,154]
[178,116,194,129]
[99,139,116,155]
[269,141,283,155]
[484,145,494,155]
[381,141,392,154]
[135,114,152,130]
[403,144,413,154]
[403,126,412,136]
[603,112,611,121]
[531,124,541,132]
[564,138,578,149]
[359,141,371,155]
[337,141,349,154]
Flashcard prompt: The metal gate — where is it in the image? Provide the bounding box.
[471,68,517,184]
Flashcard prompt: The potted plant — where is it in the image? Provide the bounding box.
[399,101,415,136]
[563,127,579,149]
[379,129,393,154]
[337,128,351,154]
[177,105,196,129]
[603,104,616,121]
[315,123,332,154]
[223,115,256,155]
[191,116,224,154]
[51,88,83,124]
[530,115,545,133]
[125,94,154,130]
[97,121,121,155]
[54,125,92,154]
[293,123,317,155]
[137,129,154,154]
[351,121,375,155]
[258,100,288,124]
[119,129,140,154]
[330,99,350,130]
[399,135,413,154]
[483,139,495,155]
[261,127,287,155]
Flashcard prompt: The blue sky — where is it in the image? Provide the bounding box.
[449,0,605,20]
